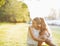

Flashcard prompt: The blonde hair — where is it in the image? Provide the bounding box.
[32,17,40,24]
[39,17,48,35]
[40,18,47,30]
[40,17,52,38]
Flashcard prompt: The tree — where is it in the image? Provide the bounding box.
[0,0,5,7]
[0,0,30,23]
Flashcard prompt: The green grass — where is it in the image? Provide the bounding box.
[50,26,60,46]
[0,23,29,46]
[0,23,60,46]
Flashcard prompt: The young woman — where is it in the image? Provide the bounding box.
[27,17,56,46]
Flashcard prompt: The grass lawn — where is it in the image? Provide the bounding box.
[0,23,60,46]
[49,26,60,46]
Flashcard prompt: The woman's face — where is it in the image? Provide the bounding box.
[32,20,41,29]
[37,19,41,28]
[32,20,38,27]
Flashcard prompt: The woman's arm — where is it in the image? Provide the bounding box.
[29,27,44,42]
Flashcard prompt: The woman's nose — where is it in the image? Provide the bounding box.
[37,25,41,28]
[38,25,41,27]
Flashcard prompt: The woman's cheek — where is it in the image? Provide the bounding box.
[38,25,41,28]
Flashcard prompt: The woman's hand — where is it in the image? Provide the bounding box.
[38,36,45,42]
[39,38,45,42]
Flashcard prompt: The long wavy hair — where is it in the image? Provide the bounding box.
[39,17,48,35]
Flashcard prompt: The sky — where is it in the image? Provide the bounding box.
[17,0,60,19]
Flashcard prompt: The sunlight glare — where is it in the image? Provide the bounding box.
[17,0,60,19]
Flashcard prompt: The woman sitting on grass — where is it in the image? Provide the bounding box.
[27,17,56,46]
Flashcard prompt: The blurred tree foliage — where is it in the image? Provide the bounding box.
[0,0,5,7]
[0,0,30,23]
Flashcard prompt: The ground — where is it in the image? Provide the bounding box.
[0,23,60,46]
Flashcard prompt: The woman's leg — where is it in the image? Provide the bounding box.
[38,41,43,46]
[45,39,56,46]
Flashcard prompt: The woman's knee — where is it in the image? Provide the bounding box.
[38,42,43,46]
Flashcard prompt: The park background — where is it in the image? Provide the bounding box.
[0,0,60,46]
